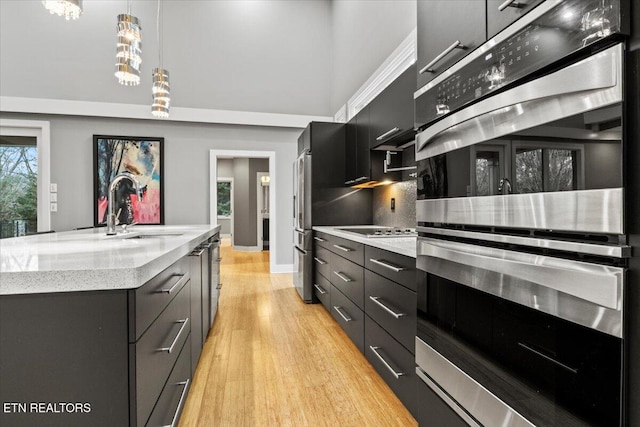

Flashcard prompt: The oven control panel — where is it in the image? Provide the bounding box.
[416,0,624,130]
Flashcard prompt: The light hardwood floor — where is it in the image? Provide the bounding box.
[179,240,418,426]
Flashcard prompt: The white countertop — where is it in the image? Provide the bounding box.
[0,225,220,295]
[313,226,416,258]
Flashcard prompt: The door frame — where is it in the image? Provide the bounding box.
[209,150,276,272]
[256,171,269,250]
[0,119,51,232]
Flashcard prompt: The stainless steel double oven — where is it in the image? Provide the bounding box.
[414,0,630,425]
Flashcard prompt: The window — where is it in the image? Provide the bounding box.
[514,145,579,194]
[0,137,38,238]
[217,181,232,217]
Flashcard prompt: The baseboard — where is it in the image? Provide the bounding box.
[233,245,261,252]
[271,264,295,274]
[220,233,231,238]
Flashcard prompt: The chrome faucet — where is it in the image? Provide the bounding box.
[498,178,512,195]
[106,172,143,235]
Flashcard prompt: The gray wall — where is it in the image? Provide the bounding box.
[0,0,333,116]
[0,112,297,267]
[331,0,417,113]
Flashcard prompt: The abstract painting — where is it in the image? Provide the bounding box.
[93,135,164,226]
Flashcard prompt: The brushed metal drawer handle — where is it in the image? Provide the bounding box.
[333,306,352,322]
[157,318,189,353]
[314,257,327,265]
[369,296,405,319]
[314,284,327,295]
[376,127,400,141]
[158,273,188,294]
[419,40,467,74]
[162,378,190,427]
[333,271,353,283]
[369,258,406,272]
[498,0,522,11]
[314,236,327,242]
[189,247,207,256]
[369,346,404,379]
[333,244,353,252]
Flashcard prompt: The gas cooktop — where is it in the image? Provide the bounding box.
[339,227,417,238]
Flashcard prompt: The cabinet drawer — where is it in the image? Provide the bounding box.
[331,285,364,354]
[145,338,192,427]
[313,231,332,250]
[314,272,331,311]
[364,270,416,353]
[314,246,331,280]
[487,0,544,39]
[365,246,416,291]
[129,257,190,342]
[327,235,364,266]
[131,282,191,427]
[365,316,417,417]
[330,253,364,309]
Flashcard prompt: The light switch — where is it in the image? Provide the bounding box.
[50,183,58,193]
[50,193,57,202]
[50,203,58,212]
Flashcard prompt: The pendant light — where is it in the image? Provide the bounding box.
[42,0,83,20]
[115,1,142,86]
[152,0,170,118]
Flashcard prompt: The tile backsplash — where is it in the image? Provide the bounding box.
[373,180,416,229]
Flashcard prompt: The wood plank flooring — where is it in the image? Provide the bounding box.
[179,240,417,426]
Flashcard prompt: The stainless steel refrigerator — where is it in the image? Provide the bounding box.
[292,122,373,303]
[293,150,312,302]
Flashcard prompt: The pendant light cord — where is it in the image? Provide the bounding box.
[157,0,163,67]
[127,0,132,15]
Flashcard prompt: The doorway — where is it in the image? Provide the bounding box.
[257,172,269,250]
[216,177,234,243]
[209,150,276,271]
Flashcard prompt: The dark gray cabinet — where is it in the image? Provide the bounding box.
[330,253,365,310]
[486,0,545,39]
[416,0,486,89]
[365,316,417,416]
[369,64,417,149]
[345,107,371,185]
[313,231,418,418]
[297,125,311,154]
[331,284,365,353]
[0,241,217,427]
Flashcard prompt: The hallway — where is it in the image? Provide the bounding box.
[180,241,417,426]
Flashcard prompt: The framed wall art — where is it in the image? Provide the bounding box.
[93,135,164,227]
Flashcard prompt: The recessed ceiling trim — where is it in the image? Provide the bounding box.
[0,96,333,129]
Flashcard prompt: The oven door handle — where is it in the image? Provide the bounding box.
[416,44,623,159]
[417,238,622,309]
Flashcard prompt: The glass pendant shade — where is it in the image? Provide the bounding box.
[115,14,142,86]
[42,0,83,20]
[151,68,170,118]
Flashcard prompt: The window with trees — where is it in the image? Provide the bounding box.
[0,136,38,238]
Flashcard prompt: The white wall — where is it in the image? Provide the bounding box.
[331,0,416,113]
[0,112,298,267]
[0,0,333,116]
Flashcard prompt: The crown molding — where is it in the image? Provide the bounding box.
[0,96,333,129]
[344,27,417,121]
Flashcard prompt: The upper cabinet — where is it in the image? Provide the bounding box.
[486,0,545,39]
[345,107,371,185]
[369,64,417,149]
[416,0,486,89]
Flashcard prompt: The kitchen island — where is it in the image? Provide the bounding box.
[0,224,220,427]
